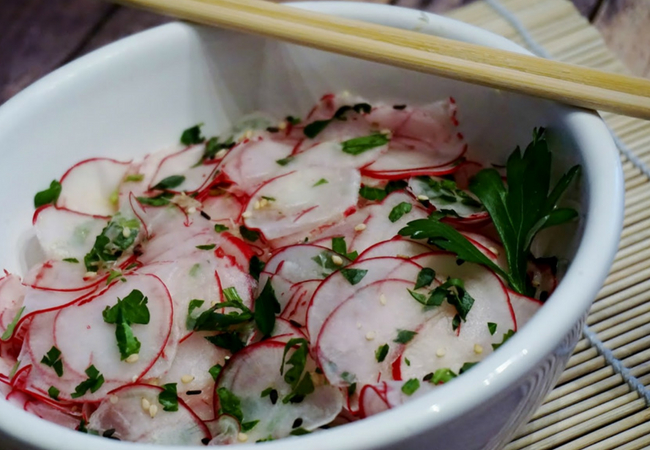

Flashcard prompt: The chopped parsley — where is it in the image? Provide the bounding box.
[102,289,150,360]
[414,267,435,290]
[253,280,281,337]
[311,251,340,277]
[313,178,328,187]
[186,299,205,330]
[394,329,417,344]
[488,322,497,335]
[209,364,223,381]
[452,314,461,331]
[71,365,105,398]
[34,180,62,208]
[180,124,205,146]
[388,202,413,223]
[216,387,244,423]
[106,270,125,284]
[62,258,79,263]
[1,306,24,341]
[342,134,389,156]
[83,214,139,272]
[401,378,420,396]
[124,174,144,182]
[375,344,389,363]
[214,224,229,233]
[159,383,179,412]
[290,428,311,436]
[281,338,315,404]
[196,244,216,251]
[241,420,259,432]
[414,176,482,209]
[275,156,294,166]
[331,237,357,260]
[48,386,60,401]
[340,268,368,285]
[359,180,408,202]
[189,263,201,277]
[347,382,357,397]
[459,362,478,374]
[239,225,260,242]
[286,116,301,125]
[205,332,246,354]
[249,256,265,281]
[41,346,64,377]
[492,329,515,350]
[431,368,457,384]
[152,175,185,191]
[203,136,235,160]
[303,103,372,138]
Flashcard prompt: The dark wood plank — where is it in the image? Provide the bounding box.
[0,0,112,103]
[593,0,650,78]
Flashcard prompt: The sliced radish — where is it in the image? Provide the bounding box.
[33,206,109,262]
[401,253,515,379]
[207,414,240,445]
[0,275,25,338]
[57,158,131,216]
[23,260,107,292]
[280,280,320,328]
[201,193,244,226]
[315,278,442,387]
[24,398,80,430]
[359,380,436,419]
[117,147,181,207]
[306,257,422,342]
[87,384,211,444]
[357,238,431,261]
[149,145,218,193]
[216,340,343,442]
[298,140,387,170]
[244,166,360,242]
[508,290,543,328]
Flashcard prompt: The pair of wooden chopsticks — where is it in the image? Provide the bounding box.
[114,0,650,119]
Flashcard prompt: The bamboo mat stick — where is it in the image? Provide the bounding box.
[111,0,650,119]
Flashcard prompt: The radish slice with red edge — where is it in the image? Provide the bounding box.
[508,290,543,327]
[0,275,25,339]
[149,145,218,194]
[357,238,432,261]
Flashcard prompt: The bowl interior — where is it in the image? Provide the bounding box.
[0,2,623,450]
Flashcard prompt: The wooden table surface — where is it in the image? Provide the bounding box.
[1,0,649,105]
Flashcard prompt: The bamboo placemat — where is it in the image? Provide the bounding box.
[443,1,650,449]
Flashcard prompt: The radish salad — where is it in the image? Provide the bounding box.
[0,93,579,445]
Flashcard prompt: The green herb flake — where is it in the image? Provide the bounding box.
[401,378,420,396]
[253,280,281,337]
[124,174,144,182]
[239,225,260,242]
[214,224,229,233]
[452,314,461,331]
[375,344,389,363]
[158,383,179,412]
[303,120,331,139]
[359,185,387,202]
[106,270,123,285]
[216,387,244,423]
[261,196,275,202]
[241,420,259,433]
[136,192,174,207]
[189,263,201,277]
[205,332,246,354]
[152,175,185,191]
[260,387,273,398]
[180,124,205,146]
[405,357,411,366]
[286,116,301,125]
[83,214,140,272]
[62,258,79,263]
[394,329,417,344]
[196,244,216,251]
[492,329,515,351]
[311,251,339,277]
[281,339,315,403]
[313,178,329,187]
[414,267,436,290]
[340,268,368,285]
[431,368,457,385]
[459,362,478,374]
[48,386,60,401]
[276,156,295,166]
[186,299,205,331]
[102,289,150,360]
[209,364,223,381]
[1,306,24,341]
[192,298,252,332]
[41,346,64,377]
[342,134,389,156]
[71,365,105,398]
[249,256,265,281]
[388,202,413,223]
[290,428,311,436]
[34,180,62,208]
[347,382,357,397]
[488,322,497,335]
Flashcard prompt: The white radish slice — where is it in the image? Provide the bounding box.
[207,414,240,445]
[307,257,423,342]
[244,167,360,241]
[508,290,543,328]
[150,145,218,193]
[219,138,294,194]
[57,158,131,217]
[157,332,229,421]
[24,398,80,430]
[348,192,428,255]
[216,340,343,442]
[315,278,442,387]
[452,160,483,190]
[400,253,515,379]
[364,105,411,132]
[22,260,107,292]
[0,275,25,338]
[460,231,505,268]
[41,274,173,401]
[359,380,436,419]
[407,177,486,220]
[87,384,211,444]
[298,140,386,170]
[201,193,244,225]
[118,147,181,207]
[33,206,109,262]
[357,238,431,261]
[361,162,460,181]
[280,280,320,328]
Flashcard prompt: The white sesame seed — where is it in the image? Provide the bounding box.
[531,279,541,288]
[125,354,139,364]
[148,378,160,386]
[244,130,253,139]
[132,375,138,382]
[237,433,249,442]
[84,271,97,279]
[242,211,252,219]
[474,344,484,354]
[436,348,446,357]
[417,194,429,201]
[109,395,119,404]
[365,331,376,341]
[211,301,218,307]
[331,255,344,266]
[379,294,387,305]
[122,227,131,238]
[354,223,367,232]
[356,322,362,329]
[487,246,499,256]
[253,201,261,210]
[259,198,268,208]
[71,406,80,413]
[141,398,151,412]
[181,374,195,384]
[187,207,196,214]
[277,122,287,130]
[149,404,159,418]
[215,149,228,159]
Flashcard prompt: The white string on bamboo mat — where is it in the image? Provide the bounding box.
[485,0,650,405]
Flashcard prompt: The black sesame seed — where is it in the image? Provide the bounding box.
[539,291,549,302]
[422,372,433,382]
[202,438,210,445]
[186,390,202,396]
[200,211,211,220]
[314,367,323,374]
[456,259,465,266]
[266,127,280,133]
[289,395,305,404]
[289,320,303,328]
[393,104,407,110]
[269,389,278,405]
[292,418,303,429]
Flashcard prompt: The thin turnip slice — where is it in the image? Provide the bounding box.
[357,238,431,261]
[315,279,442,387]
[244,166,360,241]
[216,340,343,442]
[306,257,423,342]
[57,158,131,217]
[33,206,109,261]
[149,145,217,193]
[87,384,211,444]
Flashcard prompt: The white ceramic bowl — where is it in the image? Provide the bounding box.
[0,2,624,450]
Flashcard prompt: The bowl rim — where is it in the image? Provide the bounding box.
[0,2,624,450]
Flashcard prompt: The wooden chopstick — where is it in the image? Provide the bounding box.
[114,0,650,119]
